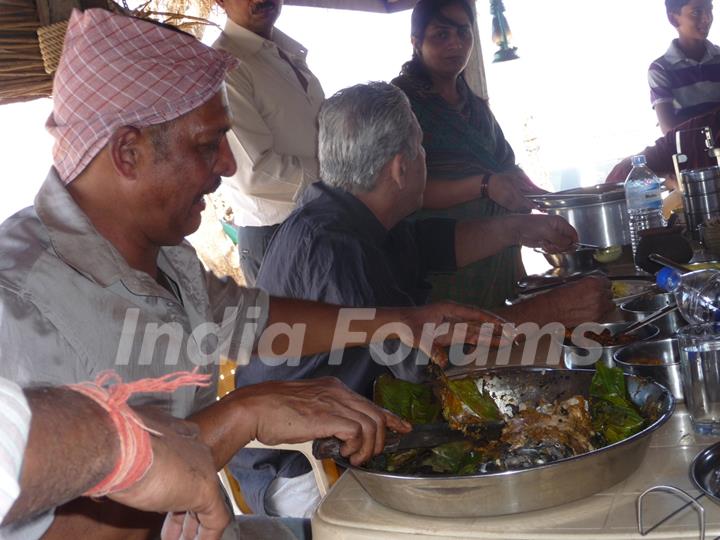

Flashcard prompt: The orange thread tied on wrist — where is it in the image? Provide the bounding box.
[67,369,212,497]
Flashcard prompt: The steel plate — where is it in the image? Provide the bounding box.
[691,441,720,505]
[340,367,674,517]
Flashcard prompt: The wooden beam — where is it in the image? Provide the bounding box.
[464,1,488,99]
[284,0,417,13]
[35,0,111,25]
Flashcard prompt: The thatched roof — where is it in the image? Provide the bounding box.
[0,0,112,105]
[0,0,433,105]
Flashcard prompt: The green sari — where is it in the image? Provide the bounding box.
[392,66,525,309]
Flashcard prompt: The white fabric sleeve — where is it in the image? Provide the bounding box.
[0,378,30,523]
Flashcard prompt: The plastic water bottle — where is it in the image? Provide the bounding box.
[657,267,720,323]
[625,155,664,269]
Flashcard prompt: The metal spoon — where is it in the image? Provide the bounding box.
[574,242,602,250]
[615,304,679,338]
[612,285,662,305]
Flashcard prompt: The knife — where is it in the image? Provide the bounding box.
[312,423,468,460]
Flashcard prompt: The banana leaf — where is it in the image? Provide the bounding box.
[421,440,488,475]
[365,448,419,473]
[441,377,502,428]
[374,373,441,425]
[589,363,646,444]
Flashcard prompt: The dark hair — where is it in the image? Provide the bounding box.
[665,0,691,14]
[411,0,474,41]
[401,0,474,86]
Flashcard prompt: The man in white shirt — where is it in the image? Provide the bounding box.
[214,0,324,285]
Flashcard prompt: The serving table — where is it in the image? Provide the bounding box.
[312,407,720,539]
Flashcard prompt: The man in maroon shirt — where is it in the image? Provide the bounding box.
[606,107,720,183]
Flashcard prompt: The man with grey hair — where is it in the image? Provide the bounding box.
[228,82,614,518]
[318,81,421,194]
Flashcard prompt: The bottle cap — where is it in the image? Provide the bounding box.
[656,267,681,291]
[631,155,647,167]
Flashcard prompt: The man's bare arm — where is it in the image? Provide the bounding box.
[190,377,411,470]
[260,298,421,357]
[3,388,119,525]
[454,214,577,268]
[5,388,229,540]
[655,102,677,135]
[259,297,512,359]
[193,299,513,468]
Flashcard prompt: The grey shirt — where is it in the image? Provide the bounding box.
[0,169,269,538]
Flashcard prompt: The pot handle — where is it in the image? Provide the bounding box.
[637,484,705,539]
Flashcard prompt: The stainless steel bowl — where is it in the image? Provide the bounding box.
[341,368,674,517]
[614,338,683,401]
[561,321,660,369]
[620,293,687,337]
[542,248,598,272]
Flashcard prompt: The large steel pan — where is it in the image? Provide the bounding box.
[531,184,632,247]
[339,367,674,517]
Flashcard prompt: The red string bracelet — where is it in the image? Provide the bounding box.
[66,369,212,497]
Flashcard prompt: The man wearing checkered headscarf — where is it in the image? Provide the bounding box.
[0,8,251,539]
[0,7,423,540]
[47,8,237,184]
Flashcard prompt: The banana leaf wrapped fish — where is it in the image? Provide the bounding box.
[369,364,647,475]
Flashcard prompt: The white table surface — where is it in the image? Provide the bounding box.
[312,407,720,540]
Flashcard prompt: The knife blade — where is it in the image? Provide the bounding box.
[312,423,468,461]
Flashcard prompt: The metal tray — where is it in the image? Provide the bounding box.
[339,367,674,517]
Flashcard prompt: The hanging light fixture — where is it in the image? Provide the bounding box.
[490,0,519,63]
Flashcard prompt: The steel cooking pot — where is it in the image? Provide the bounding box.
[680,166,720,241]
[531,184,632,248]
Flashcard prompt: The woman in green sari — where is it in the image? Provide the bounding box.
[392,0,544,309]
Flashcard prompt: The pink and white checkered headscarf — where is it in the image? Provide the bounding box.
[47,9,238,184]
